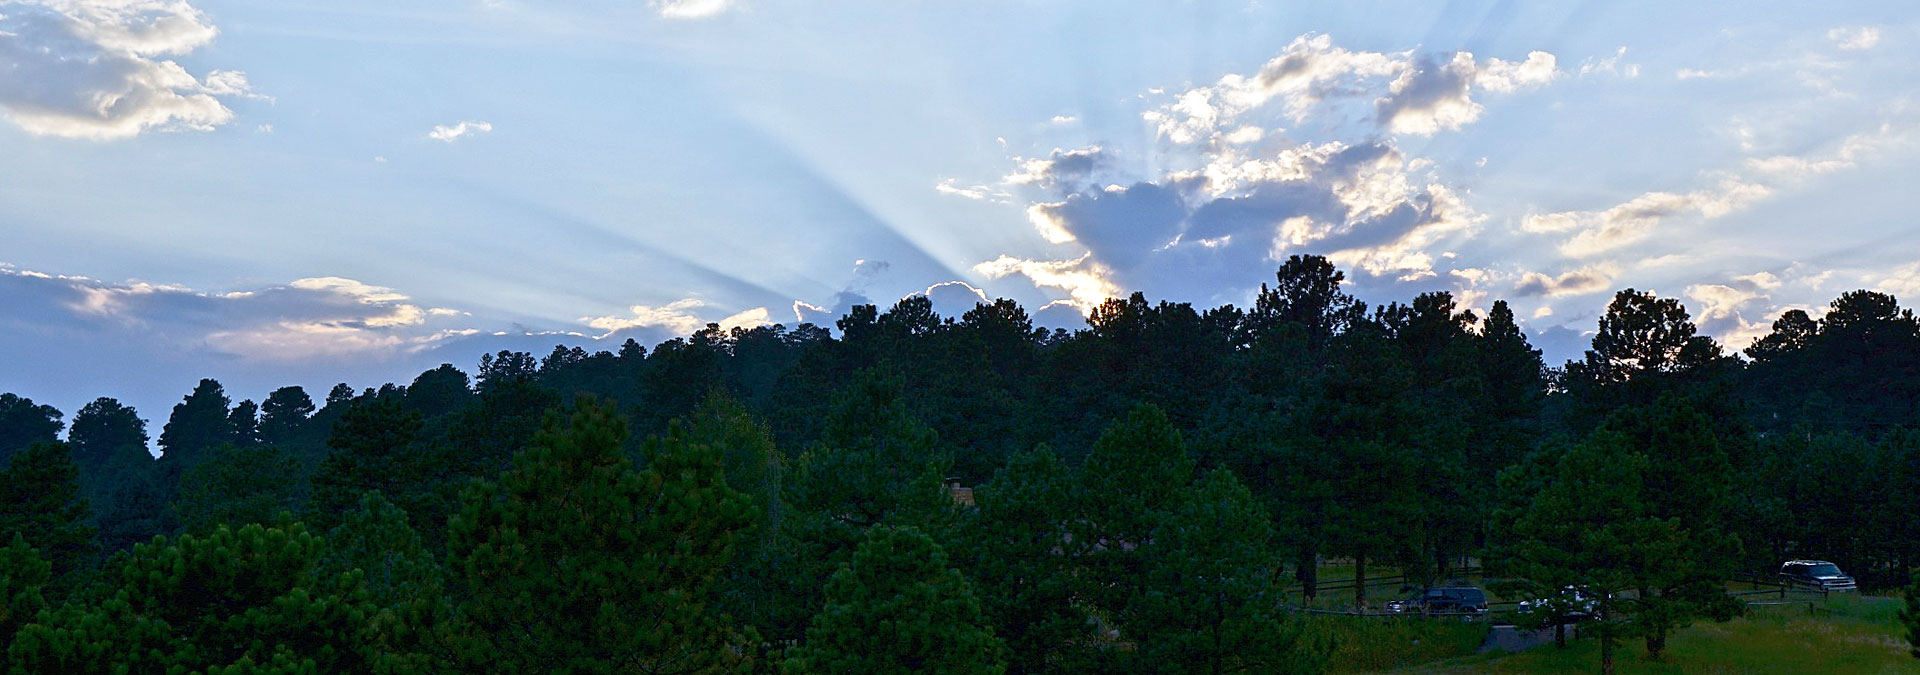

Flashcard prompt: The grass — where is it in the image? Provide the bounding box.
[1312,615,1488,673]
[1378,593,1916,674]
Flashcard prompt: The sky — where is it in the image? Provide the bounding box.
[4,0,1920,434]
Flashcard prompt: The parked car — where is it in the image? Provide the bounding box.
[1778,560,1857,592]
[1517,586,1598,622]
[1386,586,1488,617]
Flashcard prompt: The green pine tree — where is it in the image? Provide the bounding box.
[1900,571,1919,659]
[959,445,1094,673]
[0,534,49,650]
[446,395,757,674]
[0,442,94,592]
[171,443,301,534]
[783,525,1006,675]
[1123,467,1323,675]
[1075,404,1195,617]
[8,522,391,673]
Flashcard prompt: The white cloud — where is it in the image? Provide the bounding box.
[1539,123,1915,258]
[718,306,770,331]
[1579,47,1640,79]
[1828,26,1882,51]
[1139,34,1560,142]
[0,0,257,139]
[582,298,707,337]
[1513,264,1617,297]
[971,254,1121,313]
[427,120,493,142]
[651,0,732,19]
[1875,262,1920,297]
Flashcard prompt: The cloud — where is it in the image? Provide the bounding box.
[427,120,493,142]
[1378,50,1556,135]
[582,298,707,337]
[0,0,258,139]
[1538,123,1914,259]
[1579,47,1640,79]
[1513,264,1616,298]
[1876,262,1920,298]
[972,254,1122,313]
[1828,26,1881,51]
[650,0,732,19]
[1139,34,1559,142]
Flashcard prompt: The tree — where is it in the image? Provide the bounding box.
[259,385,316,444]
[407,363,473,418]
[958,446,1093,673]
[1124,468,1323,675]
[783,525,1005,675]
[1249,254,1366,346]
[0,534,49,649]
[1567,289,1723,390]
[1493,412,1740,672]
[307,396,430,533]
[0,442,94,589]
[322,491,455,671]
[227,398,260,447]
[67,397,149,471]
[1074,404,1195,616]
[447,396,757,674]
[771,370,955,641]
[157,379,232,467]
[0,393,62,465]
[8,523,394,673]
[171,443,301,534]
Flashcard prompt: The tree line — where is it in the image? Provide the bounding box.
[1,254,1918,673]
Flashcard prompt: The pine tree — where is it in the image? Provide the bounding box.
[959,445,1093,673]
[783,525,1006,675]
[171,443,301,534]
[259,385,316,444]
[0,534,49,649]
[156,378,232,468]
[8,523,391,673]
[771,370,955,642]
[0,442,94,589]
[446,395,757,674]
[1124,467,1323,675]
[0,393,62,466]
[322,491,454,672]
[307,396,430,533]
[1075,404,1195,616]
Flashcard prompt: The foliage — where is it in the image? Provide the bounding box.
[783,525,1005,675]
[0,442,94,589]
[172,443,302,535]
[1123,467,1324,675]
[8,522,391,673]
[446,395,756,674]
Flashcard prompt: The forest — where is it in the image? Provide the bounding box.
[1,254,1918,673]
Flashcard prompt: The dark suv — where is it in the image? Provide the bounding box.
[1779,560,1857,592]
[1387,586,1488,617]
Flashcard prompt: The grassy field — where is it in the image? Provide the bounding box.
[1378,594,1916,674]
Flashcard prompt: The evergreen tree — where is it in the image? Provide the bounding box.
[446,396,756,674]
[770,370,956,642]
[156,378,232,468]
[322,491,455,671]
[8,523,393,673]
[307,396,430,533]
[171,443,301,534]
[407,363,474,419]
[959,445,1093,673]
[259,385,316,444]
[783,525,1005,675]
[1074,404,1195,616]
[0,442,94,589]
[0,393,62,465]
[227,398,260,447]
[0,534,49,649]
[1124,467,1322,675]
